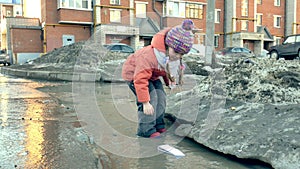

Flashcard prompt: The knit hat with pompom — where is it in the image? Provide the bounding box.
[165,19,194,54]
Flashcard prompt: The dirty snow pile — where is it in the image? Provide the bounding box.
[183,55,300,104]
[14,41,129,73]
[223,58,300,104]
[168,56,300,169]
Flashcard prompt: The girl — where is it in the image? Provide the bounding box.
[122,19,194,138]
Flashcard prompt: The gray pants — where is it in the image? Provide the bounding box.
[127,79,166,137]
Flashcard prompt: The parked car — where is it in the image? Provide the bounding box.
[218,47,255,57]
[268,34,300,60]
[0,50,10,66]
[104,43,135,54]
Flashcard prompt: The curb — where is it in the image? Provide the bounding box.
[0,67,101,82]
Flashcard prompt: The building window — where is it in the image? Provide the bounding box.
[274,15,281,28]
[215,9,221,23]
[136,2,147,18]
[214,36,219,48]
[110,0,120,5]
[170,2,179,16]
[166,2,203,19]
[256,13,262,26]
[110,9,121,22]
[167,1,185,17]
[274,0,280,6]
[186,3,203,19]
[257,0,262,4]
[82,0,88,8]
[59,0,91,9]
[241,0,248,16]
[75,0,81,8]
[241,20,248,31]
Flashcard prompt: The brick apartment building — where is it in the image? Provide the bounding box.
[42,0,93,52]
[1,0,300,64]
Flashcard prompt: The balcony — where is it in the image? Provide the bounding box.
[57,8,93,25]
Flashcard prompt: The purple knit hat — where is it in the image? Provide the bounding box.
[165,19,194,54]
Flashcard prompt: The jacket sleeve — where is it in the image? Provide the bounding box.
[133,56,153,103]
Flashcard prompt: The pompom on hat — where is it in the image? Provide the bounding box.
[165,19,194,54]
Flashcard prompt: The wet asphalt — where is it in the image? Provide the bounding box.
[0,74,100,169]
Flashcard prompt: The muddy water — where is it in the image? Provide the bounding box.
[96,83,272,169]
[0,75,99,168]
[45,81,272,169]
[0,76,57,168]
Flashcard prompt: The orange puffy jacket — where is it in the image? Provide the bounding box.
[122,28,170,103]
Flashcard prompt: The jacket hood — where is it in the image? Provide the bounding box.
[151,28,171,53]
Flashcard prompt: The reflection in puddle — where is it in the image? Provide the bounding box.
[24,84,45,168]
[24,90,46,167]
[0,76,63,168]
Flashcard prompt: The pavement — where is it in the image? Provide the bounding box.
[0,66,101,82]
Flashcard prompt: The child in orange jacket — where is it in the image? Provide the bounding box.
[122,19,194,138]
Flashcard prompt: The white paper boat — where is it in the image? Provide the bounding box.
[158,144,185,158]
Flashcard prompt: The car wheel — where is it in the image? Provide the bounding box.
[270,51,279,60]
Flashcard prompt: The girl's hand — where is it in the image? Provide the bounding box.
[142,102,154,115]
